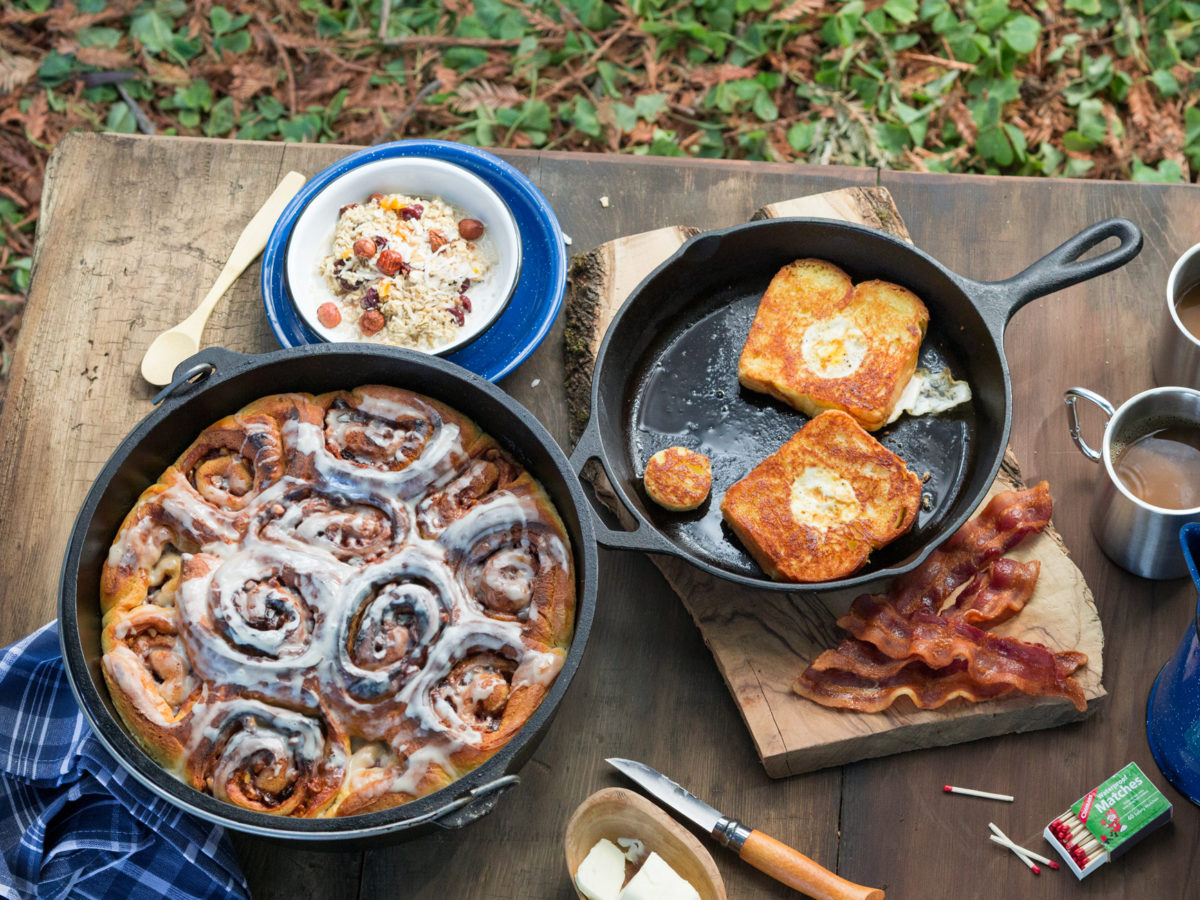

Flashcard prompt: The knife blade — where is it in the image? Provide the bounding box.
[607,758,884,900]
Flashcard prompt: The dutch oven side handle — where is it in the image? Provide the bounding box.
[150,346,258,409]
[965,217,1143,342]
[568,414,684,557]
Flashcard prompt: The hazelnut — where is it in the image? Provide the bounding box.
[428,229,449,252]
[457,218,485,240]
[352,238,376,258]
[368,193,384,203]
[316,302,342,328]
[376,249,407,277]
[359,309,386,335]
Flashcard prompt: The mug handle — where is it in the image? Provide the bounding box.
[1064,387,1116,462]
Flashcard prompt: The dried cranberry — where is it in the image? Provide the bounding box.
[333,259,346,271]
[338,203,358,217]
[400,204,424,221]
[459,294,472,313]
[373,235,388,248]
[361,287,380,309]
[336,275,355,292]
[459,278,471,292]
[447,305,466,326]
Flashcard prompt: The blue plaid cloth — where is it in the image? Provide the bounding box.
[0,622,249,900]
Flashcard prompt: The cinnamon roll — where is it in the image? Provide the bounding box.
[100,385,575,817]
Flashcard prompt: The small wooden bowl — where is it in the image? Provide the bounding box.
[563,787,727,900]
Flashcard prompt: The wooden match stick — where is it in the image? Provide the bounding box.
[988,824,1060,869]
[943,785,1014,802]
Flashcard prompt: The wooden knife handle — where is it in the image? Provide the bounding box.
[739,830,884,900]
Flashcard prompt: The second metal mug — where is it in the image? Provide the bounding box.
[1153,240,1200,387]
[1065,385,1200,579]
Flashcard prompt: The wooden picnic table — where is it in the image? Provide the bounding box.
[2,131,1198,898]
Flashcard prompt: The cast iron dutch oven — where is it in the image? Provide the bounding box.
[58,344,597,845]
[570,216,1143,592]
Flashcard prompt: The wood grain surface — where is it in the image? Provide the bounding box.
[6,133,1199,899]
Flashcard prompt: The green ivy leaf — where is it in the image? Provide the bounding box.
[1061,129,1098,152]
[175,79,213,111]
[1131,157,1186,182]
[211,6,233,34]
[965,0,1008,32]
[787,120,816,151]
[130,10,174,55]
[77,26,122,48]
[1150,68,1180,96]
[883,0,919,25]
[976,125,1013,165]
[633,93,668,121]
[648,128,686,156]
[1001,14,1041,53]
[37,51,76,87]
[205,96,236,136]
[752,90,778,121]
[215,30,252,54]
[561,97,602,139]
[611,102,638,132]
[105,102,137,134]
[1076,97,1107,142]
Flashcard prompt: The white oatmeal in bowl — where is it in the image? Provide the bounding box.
[316,192,499,350]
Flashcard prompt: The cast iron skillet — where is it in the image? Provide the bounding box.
[570,217,1142,592]
[58,345,597,846]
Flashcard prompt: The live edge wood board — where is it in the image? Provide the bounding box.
[564,187,1106,778]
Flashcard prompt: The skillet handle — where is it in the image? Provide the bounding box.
[969,217,1142,339]
[568,416,684,557]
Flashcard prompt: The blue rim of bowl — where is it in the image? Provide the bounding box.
[261,140,566,382]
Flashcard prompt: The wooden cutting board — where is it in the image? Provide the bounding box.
[564,187,1106,778]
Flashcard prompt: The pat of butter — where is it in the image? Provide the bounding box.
[575,838,627,900]
[617,852,701,900]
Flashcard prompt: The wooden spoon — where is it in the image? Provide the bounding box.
[140,170,307,385]
[564,787,727,900]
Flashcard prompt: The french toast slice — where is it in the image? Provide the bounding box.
[737,259,929,431]
[720,410,922,583]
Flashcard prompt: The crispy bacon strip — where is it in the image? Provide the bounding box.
[794,655,1014,712]
[888,482,1052,618]
[835,596,1088,710]
[950,557,1040,626]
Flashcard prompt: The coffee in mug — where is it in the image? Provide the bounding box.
[1111,419,1200,510]
[1065,385,1200,578]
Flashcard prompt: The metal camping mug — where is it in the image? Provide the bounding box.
[1145,522,1200,806]
[1064,385,1200,579]
[1153,240,1200,387]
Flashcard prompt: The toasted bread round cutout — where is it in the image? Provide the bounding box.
[643,446,712,512]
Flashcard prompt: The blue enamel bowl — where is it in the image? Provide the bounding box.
[261,141,566,382]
